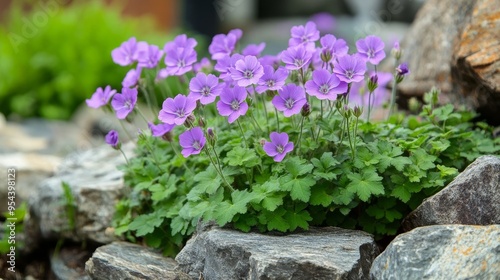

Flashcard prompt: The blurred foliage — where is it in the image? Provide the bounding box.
[0,0,166,120]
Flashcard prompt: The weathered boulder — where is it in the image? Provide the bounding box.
[176,223,379,280]
[27,143,134,244]
[51,246,92,280]
[396,0,500,125]
[85,241,191,280]
[370,225,500,279]
[402,155,500,231]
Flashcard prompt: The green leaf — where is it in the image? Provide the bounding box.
[437,164,458,177]
[346,169,385,202]
[311,152,339,180]
[213,190,252,226]
[285,156,314,177]
[332,188,354,205]
[194,166,221,195]
[280,174,316,202]
[284,208,311,231]
[128,212,164,237]
[309,185,334,207]
[225,146,261,167]
[354,147,379,169]
[391,185,412,202]
[259,208,289,232]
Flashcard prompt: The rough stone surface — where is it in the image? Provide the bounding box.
[395,0,500,125]
[402,155,500,231]
[370,225,500,279]
[51,246,92,280]
[176,223,379,280]
[85,241,191,280]
[27,143,134,244]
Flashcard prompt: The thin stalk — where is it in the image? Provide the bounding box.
[236,119,249,147]
[118,147,130,166]
[275,107,280,133]
[204,148,233,191]
[367,90,373,122]
[296,116,305,156]
[387,76,398,120]
[170,143,195,175]
[260,93,270,134]
[135,106,150,125]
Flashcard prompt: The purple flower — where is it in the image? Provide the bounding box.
[164,34,198,53]
[230,55,264,87]
[242,42,266,57]
[356,35,386,65]
[105,130,119,148]
[289,21,320,50]
[255,66,288,93]
[320,34,348,62]
[263,132,294,162]
[158,94,197,125]
[310,12,336,33]
[214,53,244,82]
[122,67,142,88]
[259,55,281,69]
[188,72,224,105]
[136,43,164,68]
[193,57,212,73]
[111,87,138,119]
[396,63,410,76]
[350,71,392,108]
[208,29,242,60]
[86,86,116,108]
[281,45,312,71]
[272,84,307,117]
[111,37,138,66]
[216,85,248,123]
[179,127,206,157]
[305,69,348,100]
[148,122,174,137]
[164,47,197,76]
[333,54,367,83]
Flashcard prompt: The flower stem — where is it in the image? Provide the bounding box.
[387,76,398,120]
[275,107,280,133]
[367,90,373,122]
[296,116,305,156]
[204,148,233,192]
[118,147,130,166]
[260,93,270,134]
[236,119,249,148]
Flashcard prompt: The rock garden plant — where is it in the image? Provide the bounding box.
[87,22,500,256]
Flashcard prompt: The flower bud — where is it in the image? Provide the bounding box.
[395,63,410,84]
[320,49,332,63]
[343,105,352,118]
[301,102,311,117]
[353,106,363,118]
[391,41,402,60]
[184,114,196,128]
[207,127,216,145]
[162,131,173,142]
[259,138,266,146]
[198,117,206,128]
[367,74,378,93]
[408,97,421,113]
[335,99,343,110]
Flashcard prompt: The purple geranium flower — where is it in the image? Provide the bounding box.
[188,72,224,105]
[148,122,175,137]
[310,12,336,34]
[86,85,116,108]
[289,21,320,50]
[333,54,367,83]
[216,85,248,123]
[136,43,164,68]
[263,132,294,162]
[396,63,410,76]
[122,67,142,88]
[208,29,242,60]
[255,66,288,93]
[230,55,264,87]
[111,87,138,119]
[242,42,266,57]
[158,94,197,125]
[281,45,312,71]
[320,34,348,61]
[179,127,206,157]
[356,35,386,65]
[111,37,138,66]
[164,47,197,76]
[272,84,307,117]
[305,69,348,100]
[105,130,119,148]
[164,34,198,53]
[259,55,281,69]
[214,53,244,82]
[193,57,212,73]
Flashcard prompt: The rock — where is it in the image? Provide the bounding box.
[27,143,134,244]
[176,224,379,280]
[402,155,500,231]
[51,246,92,280]
[370,225,500,279]
[395,0,500,125]
[85,241,191,280]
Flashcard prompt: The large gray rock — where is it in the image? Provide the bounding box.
[176,223,379,280]
[27,143,134,244]
[51,246,92,280]
[85,241,191,280]
[403,155,500,231]
[370,225,500,279]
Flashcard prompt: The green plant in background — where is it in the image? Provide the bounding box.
[0,202,26,254]
[0,0,165,119]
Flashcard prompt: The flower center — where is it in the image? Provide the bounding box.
[345,70,354,79]
[266,80,276,87]
[319,84,330,94]
[294,59,304,67]
[231,100,240,111]
[124,100,131,109]
[367,48,375,58]
[192,141,201,150]
[285,98,295,109]
[177,59,185,68]
[201,86,211,96]
[244,69,253,79]
[276,144,284,153]
[175,109,185,118]
[301,35,308,42]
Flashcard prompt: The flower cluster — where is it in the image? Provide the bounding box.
[88,21,409,165]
